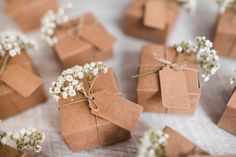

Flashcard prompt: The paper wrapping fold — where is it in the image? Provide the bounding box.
[4,0,58,32]
[214,12,236,58]
[0,52,47,119]
[218,88,236,136]
[163,126,208,157]
[59,69,143,152]
[124,0,179,43]
[137,44,201,115]
[0,144,31,157]
[53,13,116,68]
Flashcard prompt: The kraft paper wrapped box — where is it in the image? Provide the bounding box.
[0,52,47,119]
[4,0,58,31]
[218,89,236,136]
[163,126,208,157]
[58,69,143,152]
[53,13,116,68]
[0,144,31,157]
[214,12,236,58]
[124,0,179,43]
[137,44,201,115]
[189,155,236,157]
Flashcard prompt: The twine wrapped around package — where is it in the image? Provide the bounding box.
[59,74,121,146]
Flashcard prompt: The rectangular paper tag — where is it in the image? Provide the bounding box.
[159,66,190,109]
[80,24,116,52]
[1,65,42,97]
[144,0,167,30]
[90,90,143,131]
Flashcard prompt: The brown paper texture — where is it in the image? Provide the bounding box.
[159,66,191,109]
[5,0,58,32]
[54,13,116,68]
[0,52,47,119]
[91,90,143,131]
[144,0,167,30]
[163,126,208,157]
[1,65,42,97]
[218,89,236,136]
[137,44,201,115]
[0,144,31,157]
[189,155,236,157]
[59,69,142,152]
[124,0,179,43]
[214,13,236,58]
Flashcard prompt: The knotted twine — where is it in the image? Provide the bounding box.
[59,74,121,146]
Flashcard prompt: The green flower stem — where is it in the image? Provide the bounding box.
[132,69,160,79]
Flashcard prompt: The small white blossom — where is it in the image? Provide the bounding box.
[0,30,35,57]
[41,4,72,46]
[49,61,108,100]
[177,0,197,14]
[137,129,169,157]
[230,70,236,85]
[216,0,236,13]
[174,36,220,81]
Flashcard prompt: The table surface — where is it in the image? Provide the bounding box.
[0,0,236,156]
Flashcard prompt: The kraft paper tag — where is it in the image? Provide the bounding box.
[1,65,42,97]
[159,66,190,109]
[144,0,167,30]
[90,90,143,131]
[80,24,116,52]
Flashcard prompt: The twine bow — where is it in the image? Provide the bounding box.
[132,53,197,78]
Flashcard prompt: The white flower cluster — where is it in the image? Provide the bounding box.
[137,129,169,157]
[216,0,236,13]
[230,70,236,84]
[0,127,45,153]
[0,30,34,57]
[49,61,108,101]
[41,4,72,46]
[177,0,197,14]
[174,36,220,81]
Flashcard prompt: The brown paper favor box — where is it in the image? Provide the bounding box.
[218,89,236,136]
[163,126,208,157]
[4,0,58,32]
[124,0,179,43]
[137,44,201,115]
[0,144,31,157]
[59,69,143,152]
[53,13,116,68]
[0,52,47,119]
[214,12,236,58]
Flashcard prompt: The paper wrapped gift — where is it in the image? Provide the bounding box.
[0,52,47,119]
[124,0,179,43]
[58,69,143,152]
[0,144,31,157]
[137,44,201,115]
[214,12,236,58]
[4,0,58,31]
[163,126,208,157]
[53,13,116,68]
[218,89,236,136]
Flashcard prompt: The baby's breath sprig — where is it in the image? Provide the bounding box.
[0,127,45,153]
[0,30,34,58]
[174,36,220,81]
[177,0,197,14]
[0,30,35,75]
[49,61,108,101]
[216,0,236,13]
[41,4,72,46]
[137,129,169,157]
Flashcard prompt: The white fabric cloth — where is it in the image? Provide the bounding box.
[0,0,236,156]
